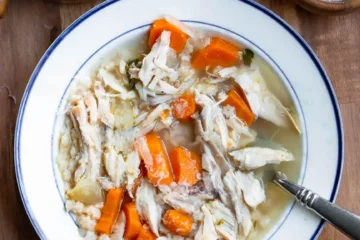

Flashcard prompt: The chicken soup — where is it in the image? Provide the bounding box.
[57,16,302,240]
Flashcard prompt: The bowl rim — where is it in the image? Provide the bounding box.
[14,0,344,239]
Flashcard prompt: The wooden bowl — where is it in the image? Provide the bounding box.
[292,0,360,15]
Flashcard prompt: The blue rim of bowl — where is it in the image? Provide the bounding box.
[14,0,344,239]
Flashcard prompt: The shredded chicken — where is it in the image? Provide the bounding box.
[206,200,238,240]
[202,143,232,208]
[195,205,219,240]
[223,171,253,237]
[125,151,141,198]
[103,147,126,187]
[136,179,161,236]
[232,68,300,133]
[235,171,266,208]
[139,31,178,91]
[229,147,294,170]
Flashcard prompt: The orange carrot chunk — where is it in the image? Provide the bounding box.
[192,37,242,70]
[95,188,124,235]
[149,18,189,53]
[169,147,202,185]
[223,88,255,126]
[162,209,193,236]
[135,132,174,185]
[172,93,197,121]
[137,226,157,240]
[123,202,142,239]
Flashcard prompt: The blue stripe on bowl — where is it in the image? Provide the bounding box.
[14,0,344,239]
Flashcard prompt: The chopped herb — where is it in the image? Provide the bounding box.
[128,78,136,89]
[202,168,209,173]
[243,48,254,66]
[126,58,143,89]
[216,219,225,226]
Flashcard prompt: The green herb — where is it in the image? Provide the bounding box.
[216,219,225,226]
[128,78,136,89]
[202,168,209,173]
[243,48,254,66]
[126,58,143,89]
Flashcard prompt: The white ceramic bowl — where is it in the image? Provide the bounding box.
[15,0,343,239]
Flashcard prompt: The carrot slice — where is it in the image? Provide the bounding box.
[162,209,193,236]
[192,37,242,70]
[135,132,174,185]
[223,88,255,126]
[123,202,142,239]
[169,147,202,185]
[148,18,189,53]
[172,93,197,121]
[137,226,157,240]
[95,188,124,235]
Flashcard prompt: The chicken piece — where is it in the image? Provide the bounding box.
[97,177,115,191]
[98,68,128,94]
[194,82,219,97]
[103,147,126,187]
[232,68,300,133]
[195,92,228,150]
[195,205,219,240]
[136,179,161,236]
[218,66,238,78]
[202,143,232,208]
[223,171,253,237]
[178,40,195,80]
[206,200,238,240]
[164,192,202,215]
[164,15,196,39]
[84,95,98,124]
[194,118,232,174]
[156,80,179,94]
[147,75,198,106]
[139,31,178,88]
[137,103,171,136]
[104,127,140,155]
[72,100,102,181]
[229,147,294,170]
[72,100,94,147]
[74,148,89,183]
[234,171,266,208]
[222,105,257,148]
[125,151,141,198]
[94,81,110,112]
[110,211,126,240]
[102,112,115,129]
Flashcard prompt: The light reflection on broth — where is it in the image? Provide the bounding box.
[247,57,302,239]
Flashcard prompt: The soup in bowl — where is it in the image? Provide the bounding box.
[56,16,302,240]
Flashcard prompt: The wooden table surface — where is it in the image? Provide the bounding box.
[0,0,359,239]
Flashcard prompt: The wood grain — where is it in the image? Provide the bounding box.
[0,0,359,239]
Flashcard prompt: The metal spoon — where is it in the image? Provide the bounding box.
[271,172,360,240]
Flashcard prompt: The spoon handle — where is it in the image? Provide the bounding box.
[274,177,360,240]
